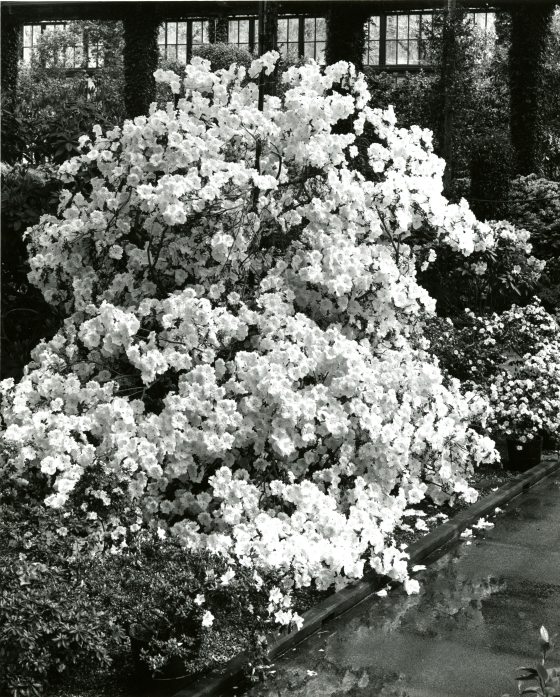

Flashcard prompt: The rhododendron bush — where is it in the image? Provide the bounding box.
[2,54,525,622]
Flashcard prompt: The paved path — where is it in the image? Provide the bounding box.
[243,471,560,697]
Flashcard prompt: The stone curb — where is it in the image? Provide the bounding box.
[172,455,560,697]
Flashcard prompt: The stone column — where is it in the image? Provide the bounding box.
[1,17,21,96]
[325,1,368,70]
[123,14,160,118]
[509,3,555,176]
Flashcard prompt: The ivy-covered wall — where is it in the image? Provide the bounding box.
[509,3,555,176]
[123,15,160,118]
[325,2,368,70]
[1,18,21,96]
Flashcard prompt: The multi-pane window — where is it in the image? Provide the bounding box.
[303,17,326,61]
[365,11,494,68]
[365,13,433,67]
[228,17,258,52]
[277,16,300,61]
[22,24,43,63]
[158,20,210,63]
[21,22,103,68]
[278,16,326,62]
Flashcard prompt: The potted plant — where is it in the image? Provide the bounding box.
[486,343,560,471]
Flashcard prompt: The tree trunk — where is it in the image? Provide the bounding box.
[509,3,554,176]
[325,2,368,70]
[1,18,21,96]
[123,15,160,118]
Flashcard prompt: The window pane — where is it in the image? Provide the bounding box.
[23,25,33,45]
[288,18,298,42]
[386,40,397,64]
[397,38,408,64]
[158,25,166,44]
[287,43,299,61]
[229,20,239,44]
[409,14,420,40]
[277,18,287,43]
[177,45,187,63]
[316,40,325,63]
[238,19,249,43]
[192,21,203,44]
[366,39,380,65]
[387,15,397,40]
[316,18,326,40]
[167,22,177,44]
[178,22,187,44]
[304,17,315,42]
[166,45,177,60]
[368,16,380,41]
[23,46,31,62]
[408,40,420,64]
[304,41,314,58]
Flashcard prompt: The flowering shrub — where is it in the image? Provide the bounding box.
[426,300,560,385]
[414,222,544,317]
[1,55,521,625]
[485,343,560,441]
[425,300,560,442]
[508,175,560,258]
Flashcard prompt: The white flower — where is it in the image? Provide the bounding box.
[201,610,214,628]
[220,568,236,586]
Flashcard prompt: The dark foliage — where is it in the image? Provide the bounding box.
[1,164,62,380]
[325,2,368,70]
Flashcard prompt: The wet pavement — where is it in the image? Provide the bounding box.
[242,472,560,697]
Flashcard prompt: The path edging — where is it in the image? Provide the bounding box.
[172,456,560,697]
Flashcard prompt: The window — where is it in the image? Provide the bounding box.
[158,19,210,63]
[278,15,326,62]
[228,17,258,52]
[365,10,495,69]
[365,13,433,67]
[303,17,326,61]
[21,22,94,68]
[22,24,43,63]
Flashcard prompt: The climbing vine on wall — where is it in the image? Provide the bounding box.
[123,15,160,118]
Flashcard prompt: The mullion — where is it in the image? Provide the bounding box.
[379,13,387,67]
[187,19,193,62]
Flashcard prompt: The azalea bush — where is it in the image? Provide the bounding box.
[426,300,560,385]
[1,54,527,631]
[414,222,544,316]
[426,301,560,443]
[485,343,560,442]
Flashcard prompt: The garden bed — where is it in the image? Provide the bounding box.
[29,456,548,697]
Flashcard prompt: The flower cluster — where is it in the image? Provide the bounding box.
[2,55,513,626]
[485,341,560,440]
[426,299,560,385]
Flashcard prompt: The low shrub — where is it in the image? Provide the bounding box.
[507,175,560,258]
[192,42,253,71]
[0,479,274,696]
[414,220,544,316]
[425,299,560,385]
